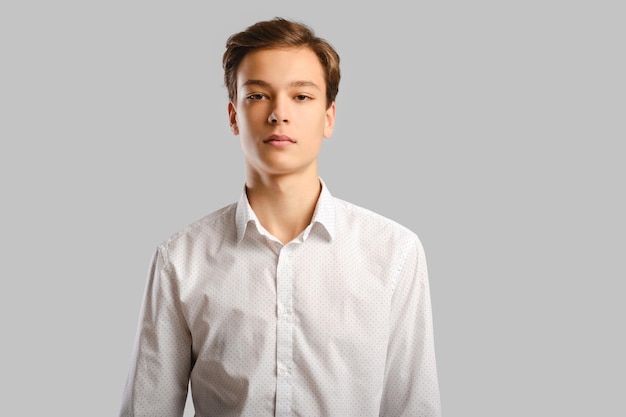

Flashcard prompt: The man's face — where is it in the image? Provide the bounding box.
[228,47,336,178]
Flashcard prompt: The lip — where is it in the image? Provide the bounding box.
[263,134,296,147]
[264,134,295,143]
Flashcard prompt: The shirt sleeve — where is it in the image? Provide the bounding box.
[379,235,442,417]
[119,246,192,417]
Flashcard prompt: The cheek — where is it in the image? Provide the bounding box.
[244,105,271,125]
[303,107,328,127]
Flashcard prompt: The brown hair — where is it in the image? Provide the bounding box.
[223,17,340,108]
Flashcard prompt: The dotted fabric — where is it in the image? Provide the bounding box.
[119,180,441,416]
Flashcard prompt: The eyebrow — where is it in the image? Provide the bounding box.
[241,79,322,91]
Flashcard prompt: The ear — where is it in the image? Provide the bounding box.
[323,102,336,139]
[228,101,239,135]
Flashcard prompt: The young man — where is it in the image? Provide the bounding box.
[120,17,441,417]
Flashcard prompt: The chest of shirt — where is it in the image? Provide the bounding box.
[170,237,399,371]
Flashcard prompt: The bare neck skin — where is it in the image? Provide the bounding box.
[245,167,321,244]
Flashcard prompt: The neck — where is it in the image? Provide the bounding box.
[245,171,321,244]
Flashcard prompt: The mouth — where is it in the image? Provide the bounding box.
[263,134,295,144]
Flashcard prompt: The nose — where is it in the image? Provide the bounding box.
[268,98,289,124]
[268,112,289,124]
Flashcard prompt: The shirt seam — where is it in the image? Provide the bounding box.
[389,234,419,294]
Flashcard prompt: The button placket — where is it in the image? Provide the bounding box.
[275,246,294,416]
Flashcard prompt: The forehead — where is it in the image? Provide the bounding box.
[236,47,325,88]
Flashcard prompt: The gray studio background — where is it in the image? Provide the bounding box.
[1,1,624,416]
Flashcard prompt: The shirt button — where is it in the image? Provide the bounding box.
[277,366,289,376]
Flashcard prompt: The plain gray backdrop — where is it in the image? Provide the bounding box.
[1,1,624,416]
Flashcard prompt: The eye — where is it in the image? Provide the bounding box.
[295,95,312,101]
[246,93,266,101]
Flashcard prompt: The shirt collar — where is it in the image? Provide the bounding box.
[235,178,336,243]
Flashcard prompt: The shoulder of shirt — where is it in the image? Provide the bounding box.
[332,196,421,243]
[156,202,237,252]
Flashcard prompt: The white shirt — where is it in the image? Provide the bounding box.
[120,180,441,417]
